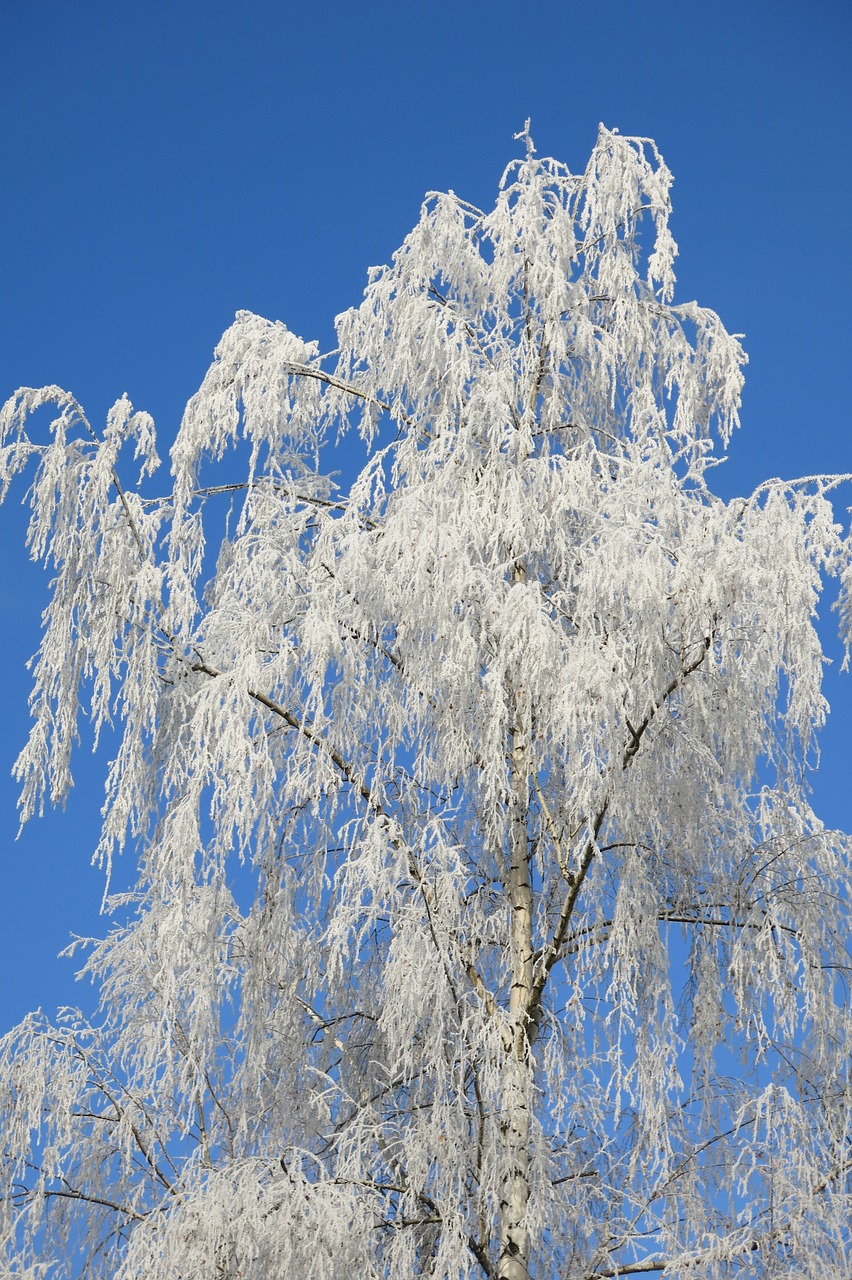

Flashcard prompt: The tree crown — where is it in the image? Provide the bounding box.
[1,125,851,1280]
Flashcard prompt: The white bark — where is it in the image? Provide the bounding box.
[499,622,535,1280]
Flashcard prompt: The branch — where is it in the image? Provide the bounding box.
[28,1186,146,1223]
[49,1031,178,1194]
[586,1262,668,1278]
[621,635,711,771]
[176,484,382,531]
[192,659,499,1051]
[526,803,607,1045]
[405,1181,494,1280]
[69,404,149,561]
[280,361,419,435]
[527,632,714,1040]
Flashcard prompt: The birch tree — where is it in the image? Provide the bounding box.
[2,125,852,1279]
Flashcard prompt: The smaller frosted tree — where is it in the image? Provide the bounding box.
[1,125,852,1279]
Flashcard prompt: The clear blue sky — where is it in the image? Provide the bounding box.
[1,0,851,1033]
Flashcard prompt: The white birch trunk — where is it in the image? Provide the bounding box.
[499,664,534,1280]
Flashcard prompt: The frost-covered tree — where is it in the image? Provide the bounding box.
[2,125,852,1279]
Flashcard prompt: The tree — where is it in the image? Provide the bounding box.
[1,124,851,1280]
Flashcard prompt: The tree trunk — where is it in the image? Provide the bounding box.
[498,677,534,1280]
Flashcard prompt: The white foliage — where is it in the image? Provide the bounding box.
[1,126,852,1279]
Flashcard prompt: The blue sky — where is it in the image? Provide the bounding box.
[1,0,851,1033]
